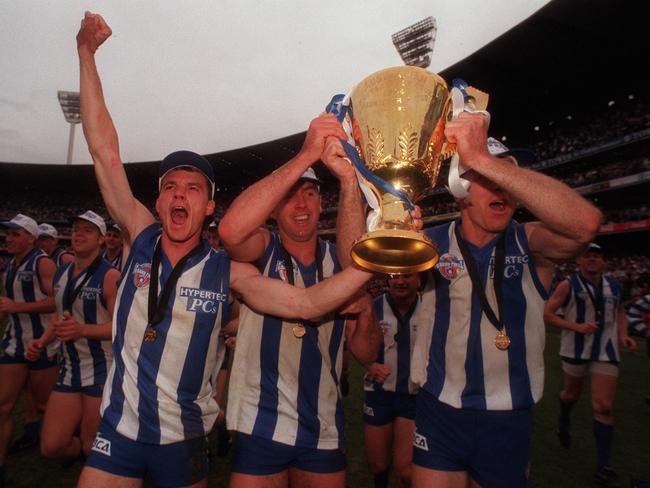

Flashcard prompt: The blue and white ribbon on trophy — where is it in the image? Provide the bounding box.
[446,78,491,199]
[325,94,415,233]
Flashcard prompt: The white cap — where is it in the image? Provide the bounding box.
[299,167,321,186]
[1,214,38,236]
[37,223,59,239]
[74,211,107,235]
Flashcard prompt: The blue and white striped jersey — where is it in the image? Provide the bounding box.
[627,294,650,336]
[365,293,424,395]
[559,273,621,363]
[412,220,548,411]
[227,232,346,449]
[102,249,123,271]
[100,224,231,444]
[51,247,72,267]
[52,259,113,387]
[2,247,57,359]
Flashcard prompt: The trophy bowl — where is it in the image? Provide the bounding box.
[344,66,454,274]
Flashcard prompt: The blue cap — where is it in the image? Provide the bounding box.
[158,150,215,197]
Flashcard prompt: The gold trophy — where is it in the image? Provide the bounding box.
[332,66,462,274]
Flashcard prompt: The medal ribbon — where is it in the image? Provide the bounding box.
[576,274,604,327]
[147,238,205,331]
[62,256,102,313]
[281,242,323,330]
[455,227,506,335]
[385,294,417,346]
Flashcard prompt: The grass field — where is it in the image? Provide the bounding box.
[3,327,649,487]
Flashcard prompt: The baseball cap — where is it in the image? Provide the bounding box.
[299,167,321,187]
[584,242,604,254]
[486,137,535,166]
[158,150,215,197]
[107,222,121,232]
[37,223,59,239]
[74,211,107,235]
[1,214,38,236]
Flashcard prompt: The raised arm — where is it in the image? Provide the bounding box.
[342,293,382,366]
[322,138,366,267]
[218,114,348,262]
[230,260,372,321]
[77,11,154,243]
[446,112,602,263]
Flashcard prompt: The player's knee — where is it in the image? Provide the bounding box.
[592,399,613,418]
[40,436,65,459]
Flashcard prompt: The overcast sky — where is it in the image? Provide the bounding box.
[0,0,549,165]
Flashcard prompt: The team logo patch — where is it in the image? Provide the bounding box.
[413,430,429,451]
[16,270,34,282]
[363,403,374,416]
[133,263,152,288]
[436,253,465,280]
[91,433,111,456]
[276,260,289,282]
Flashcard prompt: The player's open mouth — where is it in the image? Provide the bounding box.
[171,207,188,224]
[294,214,309,222]
[489,200,507,211]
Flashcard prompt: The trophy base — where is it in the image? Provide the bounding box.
[351,229,439,275]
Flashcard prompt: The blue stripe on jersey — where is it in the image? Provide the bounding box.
[251,312,282,439]
[296,327,323,448]
[251,244,283,439]
[373,297,385,392]
[178,253,230,439]
[135,247,175,443]
[460,239,493,410]
[389,295,413,395]
[514,224,548,300]
[504,256,533,409]
[82,275,108,386]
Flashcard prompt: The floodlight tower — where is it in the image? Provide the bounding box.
[392,17,437,68]
[57,90,81,165]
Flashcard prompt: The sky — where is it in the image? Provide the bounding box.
[0,0,549,165]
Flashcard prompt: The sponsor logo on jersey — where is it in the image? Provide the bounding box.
[180,286,227,314]
[16,270,34,282]
[80,286,102,300]
[436,253,464,280]
[133,263,151,288]
[413,430,429,451]
[91,433,111,456]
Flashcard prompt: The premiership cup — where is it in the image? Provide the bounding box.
[336,66,457,274]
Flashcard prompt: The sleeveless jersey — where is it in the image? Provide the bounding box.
[365,293,424,395]
[2,247,57,358]
[51,247,72,267]
[52,259,114,387]
[412,220,548,411]
[100,224,231,444]
[227,232,346,449]
[558,273,621,363]
[102,249,123,270]
[627,294,650,336]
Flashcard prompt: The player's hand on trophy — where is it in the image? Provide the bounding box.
[444,111,491,171]
[298,114,348,164]
[366,363,390,384]
[322,137,356,182]
[77,11,112,54]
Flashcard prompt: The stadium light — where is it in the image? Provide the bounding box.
[57,90,81,165]
[392,17,437,68]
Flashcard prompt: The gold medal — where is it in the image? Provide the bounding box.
[494,331,511,350]
[292,324,306,338]
[144,327,157,342]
